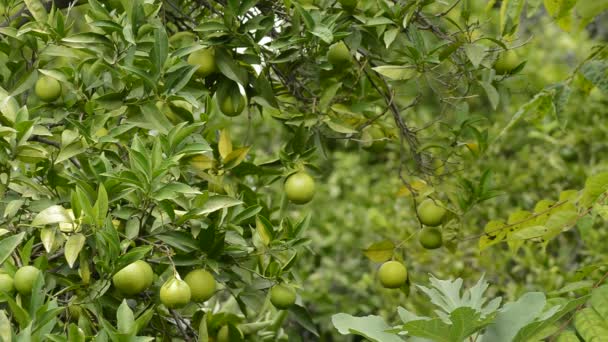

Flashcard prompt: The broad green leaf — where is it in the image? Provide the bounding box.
[289,305,320,337]
[573,307,608,341]
[117,300,135,334]
[64,233,86,268]
[581,172,608,208]
[482,292,546,342]
[590,285,608,319]
[405,307,490,342]
[0,310,11,342]
[255,215,274,246]
[464,44,486,68]
[332,313,402,342]
[40,228,56,253]
[372,66,417,80]
[580,60,608,93]
[500,0,525,36]
[363,240,395,262]
[0,232,26,264]
[555,330,581,342]
[31,205,74,226]
[219,129,232,160]
[24,0,48,23]
[153,183,201,201]
[479,81,499,110]
[223,147,250,169]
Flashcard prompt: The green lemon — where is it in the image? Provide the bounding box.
[419,227,443,249]
[327,41,351,66]
[112,260,154,296]
[417,199,447,227]
[184,269,216,302]
[284,172,316,204]
[14,266,41,295]
[0,272,14,293]
[270,284,296,310]
[494,50,520,75]
[187,48,217,77]
[219,93,246,117]
[160,277,192,308]
[378,261,407,289]
[35,76,62,102]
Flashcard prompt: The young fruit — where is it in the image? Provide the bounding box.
[14,266,41,295]
[187,48,217,77]
[418,227,443,249]
[217,325,244,342]
[112,260,154,296]
[35,76,62,102]
[361,126,387,152]
[327,41,351,66]
[184,269,216,302]
[219,93,246,117]
[284,172,316,204]
[0,272,14,293]
[270,284,296,310]
[494,50,520,75]
[417,199,447,227]
[160,276,191,308]
[378,261,407,289]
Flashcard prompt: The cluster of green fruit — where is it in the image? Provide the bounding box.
[376,198,447,289]
[186,48,246,118]
[111,260,216,307]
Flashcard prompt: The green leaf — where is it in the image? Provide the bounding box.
[580,60,608,93]
[573,307,608,341]
[500,0,525,36]
[496,90,555,141]
[363,240,394,262]
[311,25,333,44]
[332,313,402,342]
[215,49,248,86]
[590,285,608,319]
[479,81,499,110]
[31,205,74,226]
[255,216,272,246]
[150,27,169,77]
[372,65,417,80]
[464,44,486,68]
[64,233,86,268]
[0,232,25,264]
[405,307,490,342]
[24,0,48,23]
[289,305,320,337]
[153,183,201,201]
[581,172,608,208]
[482,292,546,342]
[193,196,243,217]
[0,310,12,342]
[117,300,135,334]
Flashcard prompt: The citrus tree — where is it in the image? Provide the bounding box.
[1,0,607,341]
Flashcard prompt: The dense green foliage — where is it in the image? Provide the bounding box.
[0,0,607,341]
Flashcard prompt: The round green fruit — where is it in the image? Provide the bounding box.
[187,48,217,78]
[219,93,246,117]
[270,284,296,310]
[160,277,191,308]
[417,199,447,227]
[112,260,154,296]
[184,269,216,302]
[327,41,351,66]
[0,272,14,293]
[560,147,577,162]
[361,126,387,152]
[14,266,41,295]
[419,227,443,249]
[494,50,520,75]
[284,172,316,204]
[35,76,62,102]
[378,261,407,289]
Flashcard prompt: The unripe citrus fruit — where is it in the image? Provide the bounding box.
[494,50,520,75]
[184,269,216,302]
[419,227,443,249]
[160,276,191,308]
[560,147,577,162]
[0,272,14,293]
[35,76,62,102]
[284,172,316,204]
[327,41,351,65]
[417,199,447,227]
[112,260,154,296]
[219,93,246,117]
[361,126,386,152]
[378,261,407,289]
[270,284,296,310]
[14,266,41,295]
[187,48,217,77]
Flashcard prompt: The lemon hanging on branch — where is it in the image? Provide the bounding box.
[378,261,407,289]
[417,198,447,227]
[284,171,316,204]
[35,76,62,102]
